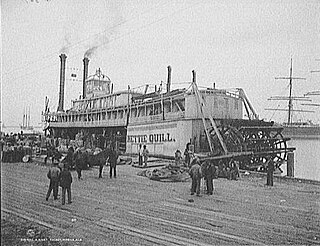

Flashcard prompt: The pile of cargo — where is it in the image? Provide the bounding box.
[137,164,190,182]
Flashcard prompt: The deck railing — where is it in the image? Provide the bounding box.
[48,111,185,128]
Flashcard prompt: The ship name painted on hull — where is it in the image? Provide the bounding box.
[127,133,175,143]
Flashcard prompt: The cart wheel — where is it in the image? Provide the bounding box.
[22,155,30,163]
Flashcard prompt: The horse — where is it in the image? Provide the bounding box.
[77,148,112,178]
[73,149,89,180]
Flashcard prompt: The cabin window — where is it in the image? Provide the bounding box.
[148,105,153,115]
[154,105,159,115]
[141,107,145,116]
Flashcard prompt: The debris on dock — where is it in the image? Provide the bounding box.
[137,164,190,182]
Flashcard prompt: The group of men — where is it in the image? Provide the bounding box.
[46,140,240,202]
[46,162,73,205]
[1,141,33,163]
[188,157,217,196]
[184,142,242,196]
[46,144,119,205]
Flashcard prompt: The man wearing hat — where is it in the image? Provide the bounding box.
[60,165,73,205]
[46,162,61,201]
[188,157,202,196]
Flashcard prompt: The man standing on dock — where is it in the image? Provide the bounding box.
[59,166,72,205]
[189,157,202,196]
[203,161,216,195]
[142,145,149,167]
[184,143,191,167]
[109,147,119,178]
[46,162,61,201]
[138,144,143,166]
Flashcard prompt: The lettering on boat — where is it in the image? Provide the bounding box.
[127,133,175,143]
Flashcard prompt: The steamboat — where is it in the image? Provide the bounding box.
[43,54,294,171]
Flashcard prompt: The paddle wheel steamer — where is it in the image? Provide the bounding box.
[43,54,294,171]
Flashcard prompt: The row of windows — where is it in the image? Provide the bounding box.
[54,100,184,123]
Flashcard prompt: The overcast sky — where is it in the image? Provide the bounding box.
[1,0,320,128]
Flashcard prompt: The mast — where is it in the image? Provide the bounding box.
[23,107,26,127]
[288,59,293,125]
[273,58,306,125]
[28,107,31,128]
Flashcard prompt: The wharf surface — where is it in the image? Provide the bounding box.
[1,160,319,246]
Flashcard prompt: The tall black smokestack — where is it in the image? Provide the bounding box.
[57,54,67,112]
[167,66,171,93]
[83,57,89,99]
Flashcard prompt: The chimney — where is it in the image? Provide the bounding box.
[83,57,89,99]
[192,70,196,83]
[57,54,67,112]
[167,66,171,93]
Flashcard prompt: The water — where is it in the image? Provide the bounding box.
[285,138,320,181]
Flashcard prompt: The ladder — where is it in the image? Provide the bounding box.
[191,71,228,155]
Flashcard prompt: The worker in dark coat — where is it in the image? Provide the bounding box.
[63,147,74,169]
[2,143,9,162]
[46,163,61,201]
[44,146,53,164]
[59,166,73,205]
[184,143,191,167]
[142,145,149,167]
[188,157,202,196]
[138,144,143,166]
[74,149,87,180]
[203,161,216,195]
[109,147,119,178]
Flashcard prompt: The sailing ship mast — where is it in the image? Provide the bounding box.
[21,106,34,130]
[28,107,30,128]
[266,59,312,125]
[23,107,25,128]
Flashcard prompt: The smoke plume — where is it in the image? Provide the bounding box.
[60,32,72,54]
[84,45,99,58]
[84,0,124,58]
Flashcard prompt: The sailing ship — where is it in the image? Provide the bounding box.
[20,107,34,131]
[266,59,320,139]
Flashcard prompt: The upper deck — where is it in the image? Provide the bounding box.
[44,85,243,129]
